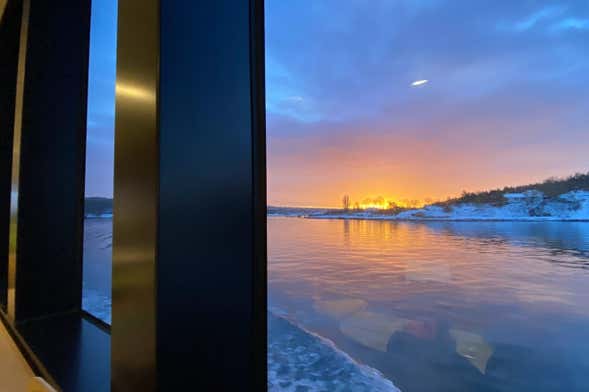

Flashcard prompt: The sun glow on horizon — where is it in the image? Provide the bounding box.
[269,196,432,210]
[346,195,430,210]
[264,1,589,212]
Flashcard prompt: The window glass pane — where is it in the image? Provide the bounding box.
[82,0,117,325]
[266,1,589,391]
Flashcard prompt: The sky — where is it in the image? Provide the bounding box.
[84,0,117,198]
[86,1,589,207]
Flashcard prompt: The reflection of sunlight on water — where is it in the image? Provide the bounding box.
[269,218,589,316]
[268,217,589,389]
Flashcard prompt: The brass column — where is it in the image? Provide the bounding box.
[113,0,267,390]
[0,0,23,313]
[112,0,158,390]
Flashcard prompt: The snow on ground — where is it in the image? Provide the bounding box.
[85,213,113,219]
[288,190,589,221]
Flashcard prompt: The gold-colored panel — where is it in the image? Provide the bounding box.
[7,0,30,323]
[111,0,158,390]
[0,0,7,22]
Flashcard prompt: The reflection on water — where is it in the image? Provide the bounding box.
[268,217,589,391]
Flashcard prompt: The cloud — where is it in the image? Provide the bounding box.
[411,80,429,87]
[551,17,589,31]
[265,56,323,122]
[497,4,589,35]
[511,6,566,32]
[263,0,589,205]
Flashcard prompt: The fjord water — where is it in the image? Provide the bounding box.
[268,217,589,391]
[82,219,112,324]
[83,217,589,390]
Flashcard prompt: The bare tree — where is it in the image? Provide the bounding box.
[342,194,351,211]
[408,199,420,208]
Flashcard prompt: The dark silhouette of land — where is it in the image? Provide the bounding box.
[85,197,112,216]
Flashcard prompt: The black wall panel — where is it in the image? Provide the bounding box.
[13,1,90,322]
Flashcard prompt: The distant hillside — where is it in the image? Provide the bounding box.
[439,172,589,207]
[85,197,113,217]
[268,206,329,217]
[269,172,589,221]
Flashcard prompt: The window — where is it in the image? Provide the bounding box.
[266,1,589,391]
[82,0,117,325]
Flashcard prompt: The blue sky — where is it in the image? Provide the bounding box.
[85,1,589,206]
[265,0,589,206]
[84,0,117,197]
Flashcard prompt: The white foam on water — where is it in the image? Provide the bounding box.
[82,289,112,324]
[268,312,401,392]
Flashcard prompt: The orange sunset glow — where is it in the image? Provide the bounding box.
[264,1,589,209]
[267,124,589,208]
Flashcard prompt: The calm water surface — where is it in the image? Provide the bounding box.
[268,217,589,392]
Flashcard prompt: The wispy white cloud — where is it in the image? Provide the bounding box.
[500,5,566,32]
[286,96,304,102]
[551,17,589,32]
[411,79,429,87]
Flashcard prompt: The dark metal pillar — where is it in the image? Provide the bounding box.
[113,1,267,390]
[7,0,91,324]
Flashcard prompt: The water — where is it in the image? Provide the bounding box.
[268,217,589,391]
[82,217,399,390]
[82,219,112,324]
[268,312,399,391]
[82,217,589,390]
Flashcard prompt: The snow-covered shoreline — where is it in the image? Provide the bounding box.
[270,190,589,222]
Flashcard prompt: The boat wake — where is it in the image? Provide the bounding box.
[268,311,400,392]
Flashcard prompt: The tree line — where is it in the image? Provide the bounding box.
[340,171,589,211]
[437,171,589,207]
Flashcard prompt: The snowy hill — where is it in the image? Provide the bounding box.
[393,190,589,221]
[275,190,589,221]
